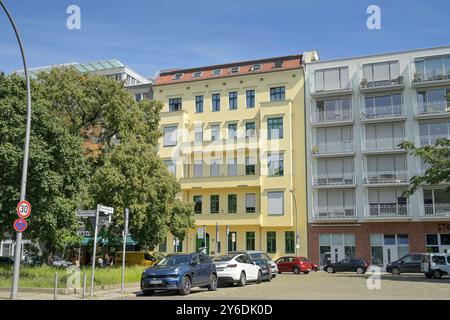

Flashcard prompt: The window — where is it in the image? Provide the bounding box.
[273,61,283,69]
[228,194,237,213]
[270,86,285,101]
[245,194,256,213]
[210,195,219,214]
[267,117,283,139]
[267,232,276,253]
[246,232,255,250]
[315,67,349,92]
[362,61,401,85]
[212,94,220,111]
[172,73,183,80]
[268,153,284,176]
[228,123,237,140]
[364,93,403,118]
[245,122,256,138]
[285,231,295,254]
[192,71,202,78]
[268,192,284,215]
[246,90,255,108]
[194,124,203,142]
[159,237,167,252]
[194,160,203,177]
[194,196,202,214]
[195,95,204,113]
[173,238,183,252]
[228,158,237,176]
[134,93,142,101]
[251,64,261,71]
[246,157,256,175]
[169,98,182,112]
[211,124,220,141]
[229,92,238,110]
[210,159,220,177]
[415,55,450,82]
[163,126,177,147]
[212,69,222,76]
[316,97,352,122]
[229,66,240,74]
[163,160,176,176]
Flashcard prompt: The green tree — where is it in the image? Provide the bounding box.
[0,73,88,257]
[168,199,195,243]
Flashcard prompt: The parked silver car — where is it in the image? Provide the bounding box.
[421,253,450,279]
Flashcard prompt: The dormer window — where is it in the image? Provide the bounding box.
[251,64,261,71]
[229,66,240,74]
[212,69,222,76]
[273,61,283,69]
[172,73,183,80]
[192,71,202,78]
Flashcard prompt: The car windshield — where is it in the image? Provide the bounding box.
[248,253,261,259]
[157,255,190,266]
[213,254,236,262]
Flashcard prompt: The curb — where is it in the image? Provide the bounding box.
[0,282,140,295]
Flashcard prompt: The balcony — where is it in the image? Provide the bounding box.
[423,203,450,217]
[364,204,411,219]
[312,141,354,157]
[313,206,357,221]
[311,109,353,126]
[364,170,409,186]
[360,104,406,122]
[412,72,450,88]
[359,76,404,93]
[362,137,406,154]
[415,101,450,119]
[313,173,355,188]
[419,134,450,147]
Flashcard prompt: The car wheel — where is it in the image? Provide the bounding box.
[256,271,262,284]
[432,270,442,279]
[326,266,334,273]
[179,275,192,295]
[391,267,401,276]
[303,271,310,275]
[237,272,246,287]
[142,290,154,296]
[356,267,365,275]
[293,266,300,274]
[207,274,218,291]
[272,274,276,278]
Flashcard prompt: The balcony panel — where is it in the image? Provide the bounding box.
[423,204,450,217]
[362,137,406,153]
[419,134,450,147]
[364,204,411,219]
[364,170,409,186]
[313,206,357,221]
[359,77,404,93]
[361,104,405,122]
[313,173,355,188]
[312,141,354,157]
[311,109,353,126]
[415,101,450,119]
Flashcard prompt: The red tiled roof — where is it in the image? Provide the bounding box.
[153,54,303,86]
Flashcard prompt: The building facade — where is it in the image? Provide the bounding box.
[304,46,450,268]
[152,55,310,259]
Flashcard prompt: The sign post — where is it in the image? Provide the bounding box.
[121,208,129,294]
[215,223,219,256]
[226,225,230,253]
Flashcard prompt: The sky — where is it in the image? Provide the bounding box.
[0,0,449,78]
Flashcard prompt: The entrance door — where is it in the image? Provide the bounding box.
[196,233,210,255]
[330,246,345,263]
[383,245,398,265]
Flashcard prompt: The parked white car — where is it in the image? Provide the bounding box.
[213,253,262,286]
[421,253,450,279]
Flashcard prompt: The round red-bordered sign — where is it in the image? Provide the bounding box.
[13,218,28,233]
[17,200,31,219]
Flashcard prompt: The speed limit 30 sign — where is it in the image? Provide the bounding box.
[17,200,31,219]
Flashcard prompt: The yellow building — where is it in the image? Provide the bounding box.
[152,55,308,259]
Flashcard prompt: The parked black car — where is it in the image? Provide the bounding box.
[0,256,14,265]
[386,253,424,275]
[253,258,272,281]
[324,257,369,274]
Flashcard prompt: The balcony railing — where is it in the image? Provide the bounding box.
[312,109,353,124]
[363,137,405,152]
[413,72,450,83]
[416,101,450,115]
[364,170,409,185]
[360,76,404,89]
[361,104,405,120]
[419,134,450,146]
[424,203,450,217]
[313,173,355,186]
[313,141,354,155]
[313,206,356,219]
[365,204,409,218]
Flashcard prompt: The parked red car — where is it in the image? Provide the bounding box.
[275,256,312,274]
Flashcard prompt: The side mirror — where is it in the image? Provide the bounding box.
[399,260,404,264]
[252,261,256,265]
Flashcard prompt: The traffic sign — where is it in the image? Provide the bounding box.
[97,205,114,215]
[76,210,96,217]
[13,219,28,233]
[17,200,31,219]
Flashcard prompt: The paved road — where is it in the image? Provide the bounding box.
[123,272,450,300]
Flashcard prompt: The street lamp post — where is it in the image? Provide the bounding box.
[289,190,299,256]
[1,0,33,300]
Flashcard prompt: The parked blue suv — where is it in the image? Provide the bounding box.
[140,252,217,295]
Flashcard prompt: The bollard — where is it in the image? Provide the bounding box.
[54,272,58,300]
[82,272,87,299]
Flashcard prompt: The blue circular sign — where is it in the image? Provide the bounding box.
[13,218,28,233]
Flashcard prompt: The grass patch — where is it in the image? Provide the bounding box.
[0,265,145,288]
